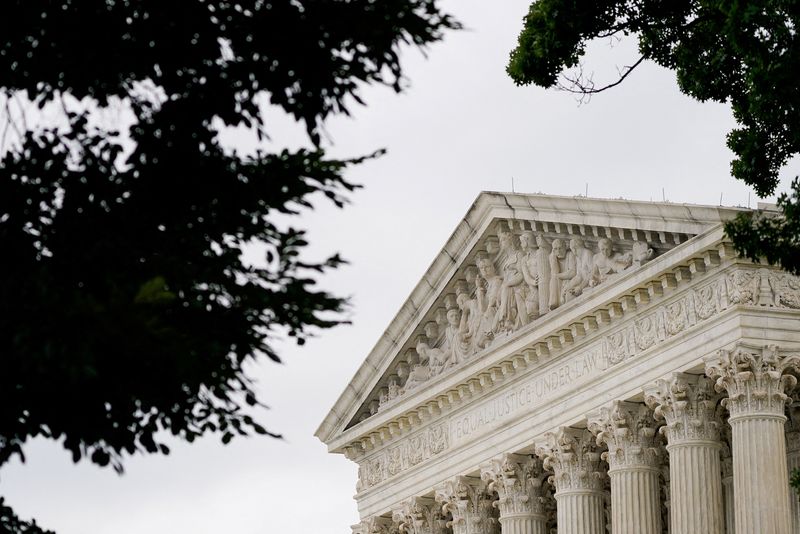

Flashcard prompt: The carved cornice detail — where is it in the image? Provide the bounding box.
[588,401,662,470]
[705,344,800,419]
[392,497,448,534]
[536,427,607,493]
[434,476,496,534]
[480,453,550,517]
[644,373,722,445]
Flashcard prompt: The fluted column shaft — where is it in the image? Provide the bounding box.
[499,514,548,534]
[788,449,800,534]
[722,473,734,534]
[668,441,724,534]
[608,466,661,534]
[556,491,605,534]
[706,344,800,534]
[731,414,791,534]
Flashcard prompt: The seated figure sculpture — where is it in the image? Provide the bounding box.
[590,237,632,286]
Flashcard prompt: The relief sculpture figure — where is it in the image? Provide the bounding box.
[442,307,471,365]
[535,234,551,315]
[590,238,632,286]
[519,231,540,318]
[495,226,530,332]
[562,237,594,302]
[548,238,575,310]
[475,255,503,349]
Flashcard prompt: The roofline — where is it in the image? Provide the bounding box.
[315,192,748,444]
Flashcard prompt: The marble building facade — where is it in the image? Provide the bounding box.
[316,193,800,534]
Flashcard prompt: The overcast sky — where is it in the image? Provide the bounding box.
[2,1,797,533]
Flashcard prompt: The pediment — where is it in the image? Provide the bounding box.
[316,192,745,448]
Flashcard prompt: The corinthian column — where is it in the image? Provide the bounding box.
[536,427,607,534]
[392,497,448,534]
[435,476,497,534]
[588,401,662,534]
[644,373,724,534]
[720,424,735,534]
[787,399,800,534]
[481,453,550,534]
[705,343,800,534]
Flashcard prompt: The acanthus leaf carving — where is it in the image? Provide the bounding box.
[644,373,722,445]
[588,401,662,470]
[434,476,497,534]
[536,427,607,493]
[480,453,550,518]
[392,497,448,534]
[705,343,800,419]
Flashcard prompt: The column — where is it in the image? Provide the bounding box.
[536,427,607,534]
[588,401,662,534]
[705,343,800,534]
[787,399,800,534]
[481,453,549,534]
[644,373,724,534]
[720,426,735,534]
[392,497,448,534]
[435,476,497,534]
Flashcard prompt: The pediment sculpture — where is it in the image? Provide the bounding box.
[363,220,660,420]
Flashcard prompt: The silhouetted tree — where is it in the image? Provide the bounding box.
[507,0,800,274]
[0,1,458,530]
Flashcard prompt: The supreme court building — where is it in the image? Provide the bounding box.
[316,193,800,534]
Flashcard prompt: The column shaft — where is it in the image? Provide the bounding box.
[789,451,800,534]
[732,415,792,534]
[668,442,724,534]
[609,467,661,534]
[556,491,605,534]
[499,515,548,534]
[722,474,734,534]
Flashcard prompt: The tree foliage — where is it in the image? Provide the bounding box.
[508,0,800,273]
[0,1,457,530]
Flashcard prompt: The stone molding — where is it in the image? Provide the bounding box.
[480,453,550,517]
[536,427,607,493]
[434,476,496,534]
[644,373,722,445]
[588,401,662,470]
[705,343,800,419]
[351,262,800,494]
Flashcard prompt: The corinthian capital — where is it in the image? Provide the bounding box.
[588,400,662,470]
[354,516,397,534]
[434,476,496,534]
[644,373,722,445]
[536,427,606,492]
[705,343,800,419]
[480,453,549,517]
[392,497,447,534]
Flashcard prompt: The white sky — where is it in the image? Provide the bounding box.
[2,1,797,533]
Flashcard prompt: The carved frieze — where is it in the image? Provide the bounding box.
[357,422,449,492]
